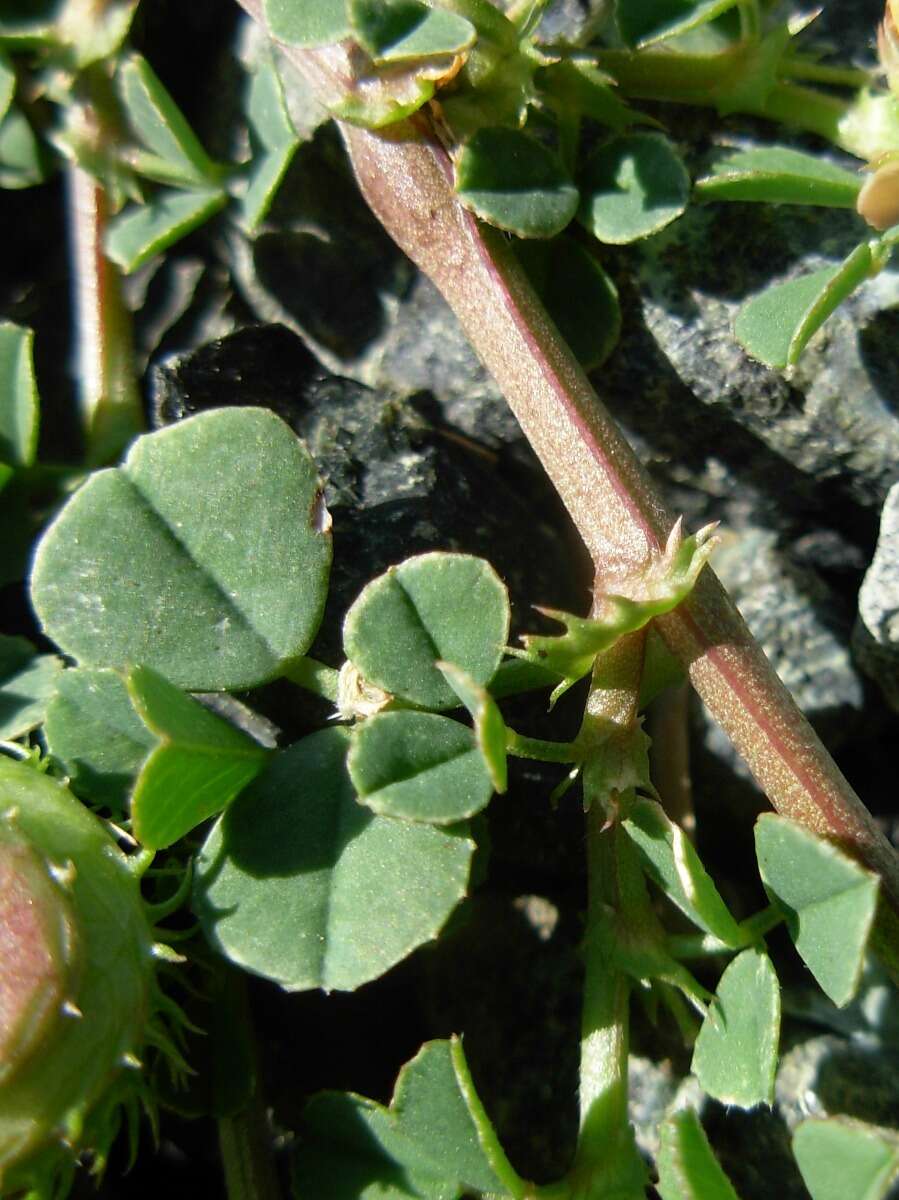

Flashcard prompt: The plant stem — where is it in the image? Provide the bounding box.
[219,1102,282,1200]
[232,0,899,972]
[66,161,143,465]
[506,729,582,763]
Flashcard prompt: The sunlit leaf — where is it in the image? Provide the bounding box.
[455,127,579,239]
[106,188,227,273]
[31,408,331,692]
[349,0,475,63]
[657,1109,742,1200]
[578,132,689,244]
[0,635,62,741]
[295,1038,522,1198]
[128,665,271,850]
[754,814,879,1007]
[793,1118,899,1200]
[242,56,300,231]
[696,146,862,208]
[343,552,510,711]
[691,947,780,1108]
[0,106,51,189]
[734,242,872,368]
[193,729,473,992]
[623,798,742,946]
[265,0,351,47]
[43,668,156,813]
[349,710,494,824]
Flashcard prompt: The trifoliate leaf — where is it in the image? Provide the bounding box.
[695,146,862,208]
[31,407,332,692]
[106,188,227,274]
[578,132,689,244]
[512,519,716,704]
[343,553,510,711]
[793,1118,899,1200]
[0,635,62,741]
[349,0,475,63]
[455,127,579,239]
[43,668,156,813]
[754,814,879,1007]
[0,321,38,470]
[692,947,780,1108]
[294,1038,523,1199]
[657,1109,743,1200]
[349,710,494,824]
[735,242,873,368]
[436,661,507,793]
[623,798,742,946]
[193,729,473,992]
[128,665,271,850]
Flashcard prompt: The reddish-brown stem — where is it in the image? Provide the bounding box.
[232,1,899,946]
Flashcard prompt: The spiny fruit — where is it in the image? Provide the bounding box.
[0,754,158,1198]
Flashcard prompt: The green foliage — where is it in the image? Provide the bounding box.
[436,661,508,793]
[755,814,879,1007]
[455,127,579,238]
[349,0,475,63]
[193,728,474,992]
[734,242,874,368]
[0,106,49,189]
[0,322,38,474]
[43,668,156,812]
[617,0,741,49]
[242,56,301,231]
[0,636,62,742]
[0,52,13,125]
[692,946,780,1107]
[695,145,862,208]
[343,552,509,711]
[657,1109,742,1200]
[578,132,689,244]
[792,1118,899,1200]
[106,188,228,273]
[349,710,494,824]
[264,0,351,48]
[127,665,271,850]
[623,798,743,946]
[30,408,332,691]
[294,1038,524,1199]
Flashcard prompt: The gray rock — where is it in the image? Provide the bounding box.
[854,483,899,712]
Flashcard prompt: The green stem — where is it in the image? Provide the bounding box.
[668,902,785,959]
[219,1101,282,1200]
[506,729,582,763]
[282,656,340,703]
[779,56,871,89]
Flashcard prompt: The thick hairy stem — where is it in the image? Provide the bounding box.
[231,1,899,937]
[66,162,142,465]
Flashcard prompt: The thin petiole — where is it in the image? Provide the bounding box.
[667,902,785,959]
[506,728,583,763]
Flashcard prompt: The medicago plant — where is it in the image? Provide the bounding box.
[2,1,899,1199]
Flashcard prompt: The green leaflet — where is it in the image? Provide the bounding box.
[695,146,862,208]
[657,1110,742,1200]
[31,407,332,692]
[349,710,494,824]
[437,661,508,793]
[617,0,741,49]
[691,947,780,1108]
[0,106,50,189]
[105,188,227,273]
[193,729,474,992]
[294,1038,524,1199]
[793,1118,899,1200]
[0,635,62,741]
[623,798,742,946]
[128,665,271,850]
[349,0,475,63]
[242,56,300,231]
[754,814,879,1007]
[0,52,14,129]
[0,322,38,471]
[512,519,716,704]
[455,127,579,239]
[343,552,510,711]
[734,242,874,368]
[514,235,621,370]
[43,668,156,813]
[578,132,689,244]
[265,0,351,47]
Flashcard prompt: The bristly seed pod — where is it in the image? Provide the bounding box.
[0,756,160,1198]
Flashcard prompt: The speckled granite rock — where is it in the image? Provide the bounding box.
[855,484,899,713]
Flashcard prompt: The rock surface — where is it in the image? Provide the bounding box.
[855,483,899,713]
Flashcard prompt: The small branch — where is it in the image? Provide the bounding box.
[66,161,142,465]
